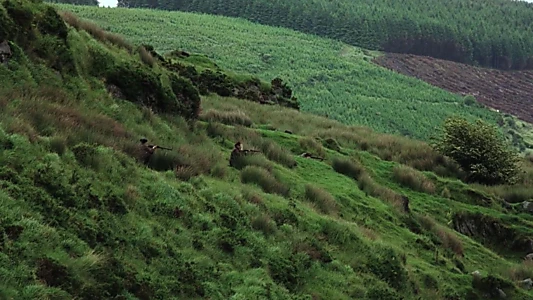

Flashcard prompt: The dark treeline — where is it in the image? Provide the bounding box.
[46,0,98,6]
[115,0,533,70]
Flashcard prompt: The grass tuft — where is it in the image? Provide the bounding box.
[240,166,290,196]
[251,214,277,235]
[419,215,464,257]
[304,184,338,215]
[392,165,436,194]
[332,157,365,180]
[138,46,155,67]
[201,109,253,127]
[299,137,326,157]
[59,10,133,51]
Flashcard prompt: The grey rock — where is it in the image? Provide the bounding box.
[520,278,533,290]
[525,253,533,261]
[522,201,533,213]
[0,40,12,65]
[497,288,506,299]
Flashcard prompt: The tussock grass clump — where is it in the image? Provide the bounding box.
[332,157,365,180]
[257,140,297,168]
[358,173,403,208]
[138,46,155,67]
[419,215,464,257]
[392,165,436,194]
[59,11,133,51]
[478,185,533,204]
[48,136,67,156]
[240,166,290,196]
[441,187,452,199]
[506,260,533,282]
[299,137,326,157]
[72,142,102,170]
[175,165,198,181]
[251,214,277,235]
[304,184,337,215]
[242,187,264,205]
[201,109,253,127]
[231,152,273,171]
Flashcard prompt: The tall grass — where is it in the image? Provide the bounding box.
[202,96,465,179]
[240,166,290,196]
[418,215,464,257]
[200,109,253,127]
[332,157,365,180]
[299,137,326,157]
[304,185,338,215]
[59,11,133,51]
[392,165,436,194]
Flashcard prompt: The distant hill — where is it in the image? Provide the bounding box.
[53,4,503,143]
[100,0,533,71]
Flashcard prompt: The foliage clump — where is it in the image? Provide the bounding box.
[304,184,337,214]
[433,116,520,185]
[240,166,290,196]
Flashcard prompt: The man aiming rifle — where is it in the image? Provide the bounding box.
[138,138,172,165]
[300,152,324,161]
[229,141,261,167]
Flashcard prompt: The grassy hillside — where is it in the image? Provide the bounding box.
[2,0,533,299]
[110,0,533,70]
[53,4,501,142]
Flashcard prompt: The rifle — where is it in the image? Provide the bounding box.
[157,146,173,151]
[149,145,173,151]
[243,149,261,154]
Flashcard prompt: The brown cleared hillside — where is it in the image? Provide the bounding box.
[373,53,533,124]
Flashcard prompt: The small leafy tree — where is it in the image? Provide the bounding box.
[433,116,520,185]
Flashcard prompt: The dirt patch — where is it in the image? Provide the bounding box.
[373,53,533,124]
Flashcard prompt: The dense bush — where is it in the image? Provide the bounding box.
[433,116,521,185]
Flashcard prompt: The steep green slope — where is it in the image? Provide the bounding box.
[2,1,533,299]
[111,0,533,70]
[53,4,501,142]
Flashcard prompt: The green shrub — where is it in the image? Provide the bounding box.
[366,244,408,291]
[48,136,67,156]
[463,95,477,106]
[251,214,277,235]
[71,142,101,170]
[168,73,201,120]
[332,157,365,180]
[240,166,289,196]
[433,117,520,185]
[304,184,337,214]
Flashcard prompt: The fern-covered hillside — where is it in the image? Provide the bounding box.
[108,0,533,70]
[2,0,533,299]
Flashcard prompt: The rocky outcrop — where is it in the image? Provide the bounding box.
[452,212,533,254]
[0,40,12,65]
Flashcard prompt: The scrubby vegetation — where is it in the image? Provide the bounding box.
[52,4,503,142]
[434,116,521,185]
[1,0,533,299]
[114,0,533,70]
